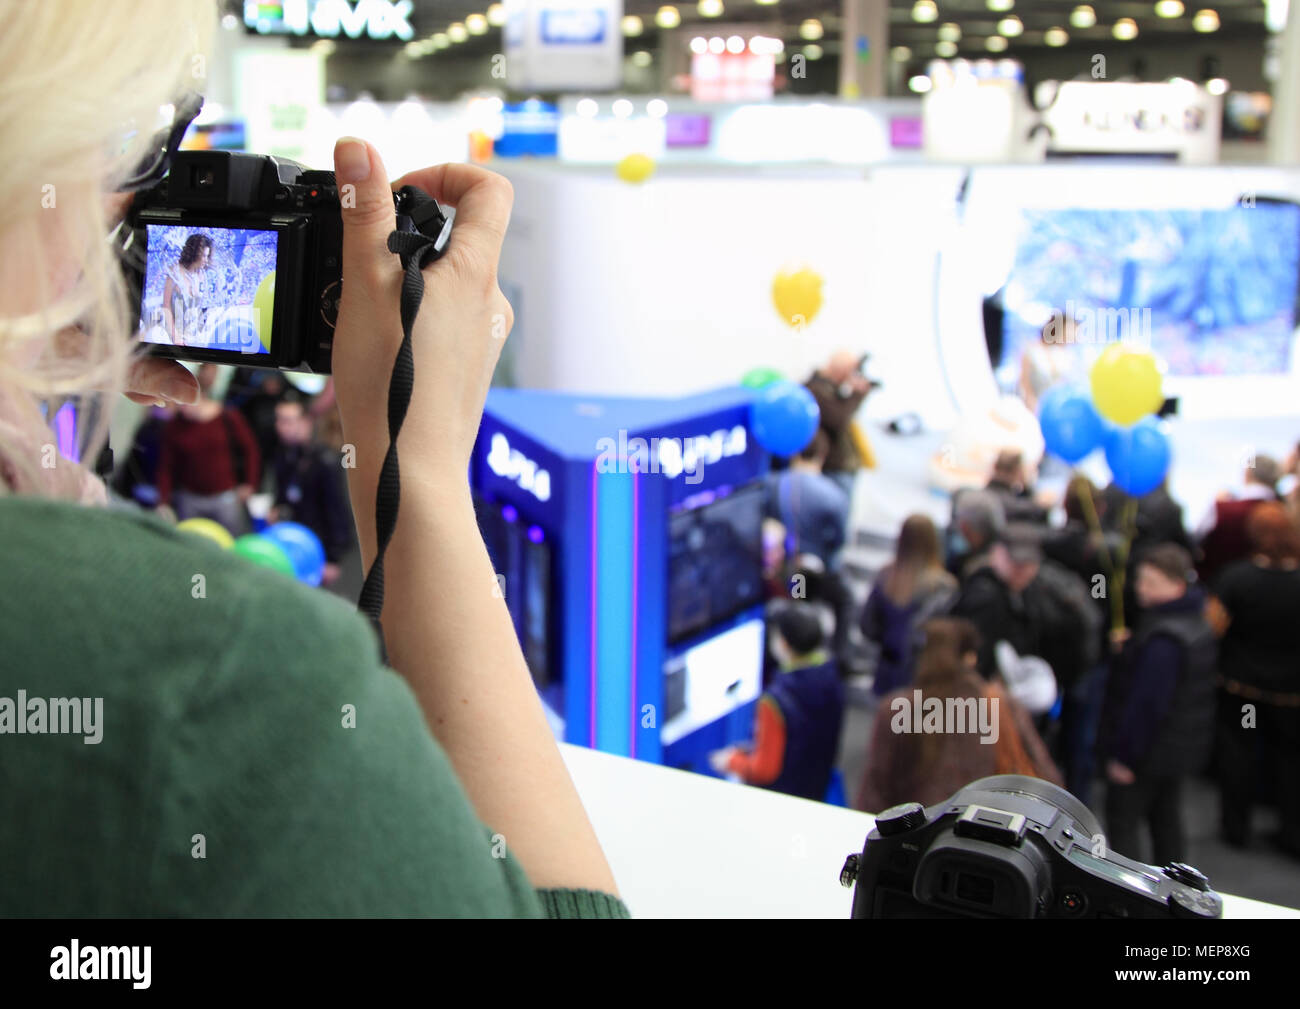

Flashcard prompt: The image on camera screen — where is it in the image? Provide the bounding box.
[138,224,278,356]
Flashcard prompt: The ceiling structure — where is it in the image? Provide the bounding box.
[382,0,1270,60]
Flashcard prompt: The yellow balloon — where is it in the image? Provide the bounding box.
[771,267,824,329]
[1089,345,1164,426]
[615,153,656,184]
[177,517,235,549]
[253,270,276,352]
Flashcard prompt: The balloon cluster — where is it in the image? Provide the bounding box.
[1038,345,1170,496]
[741,367,821,458]
[176,518,328,586]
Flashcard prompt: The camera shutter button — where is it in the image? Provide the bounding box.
[1162,863,1210,891]
[874,802,927,837]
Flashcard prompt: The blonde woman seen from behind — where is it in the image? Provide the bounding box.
[0,0,622,917]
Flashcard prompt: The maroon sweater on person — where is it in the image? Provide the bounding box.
[157,408,261,504]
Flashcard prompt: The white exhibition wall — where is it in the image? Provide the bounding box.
[494,159,1300,432]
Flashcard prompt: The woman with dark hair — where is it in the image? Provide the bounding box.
[1206,501,1300,857]
[860,513,958,696]
[162,232,212,346]
[856,617,1061,813]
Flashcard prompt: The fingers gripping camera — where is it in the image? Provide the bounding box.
[123,151,450,374]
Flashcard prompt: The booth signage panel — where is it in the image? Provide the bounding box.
[505,0,623,91]
[473,418,566,529]
[645,411,766,508]
[1040,81,1222,163]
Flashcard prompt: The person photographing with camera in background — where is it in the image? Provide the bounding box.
[0,0,621,917]
[804,349,875,500]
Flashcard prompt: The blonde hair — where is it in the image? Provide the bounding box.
[0,0,214,499]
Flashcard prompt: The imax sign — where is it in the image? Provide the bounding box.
[245,0,415,41]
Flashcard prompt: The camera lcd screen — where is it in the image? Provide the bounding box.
[138,224,278,356]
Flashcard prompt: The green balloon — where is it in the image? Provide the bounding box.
[741,367,784,389]
[233,534,296,578]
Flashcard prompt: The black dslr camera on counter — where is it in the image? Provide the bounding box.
[840,775,1223,919]
[120,150,450,374]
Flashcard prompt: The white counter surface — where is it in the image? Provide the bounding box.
[559,743,1300,919]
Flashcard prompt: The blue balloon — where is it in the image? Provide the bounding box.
[751,381,820,458]
[1038,384,1103,464]
[1104,417,1172,497]
[263,522,327,586]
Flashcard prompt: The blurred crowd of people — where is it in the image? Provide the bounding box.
[724,355,1300,872]
[112,364,354,589]
[111,358,1300,872]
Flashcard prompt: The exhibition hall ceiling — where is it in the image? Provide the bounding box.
[397,0,1268,56]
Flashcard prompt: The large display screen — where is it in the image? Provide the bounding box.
[667,482,765,644]
[138,224,277,356]
[998,205,1300,381]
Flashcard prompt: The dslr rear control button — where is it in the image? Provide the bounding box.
[874,802,927,837]
[840,853,860,888]
[1162,863,1210,891]
[320,280,341,329]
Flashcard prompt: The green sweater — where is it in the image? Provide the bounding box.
[0,496,629,918]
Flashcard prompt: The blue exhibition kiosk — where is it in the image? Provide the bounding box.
[470,385,770,775]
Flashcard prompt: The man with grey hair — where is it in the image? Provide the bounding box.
[946,487,1007,582]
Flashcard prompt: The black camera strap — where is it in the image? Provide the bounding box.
[356,186,450,662]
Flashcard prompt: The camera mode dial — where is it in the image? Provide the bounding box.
[1162,863,1210,891]
[874,802,927,837]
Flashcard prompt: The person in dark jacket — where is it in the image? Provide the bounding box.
[764,429,850,568]
[234,369,289,473]
[268,391,352,587]
[986,449,1049,526]
[950,523,1043,681]
[1099,544,1216,867]
[711,603,845,801]
[1101,477,1194,637]
[946,488,1005,582]
[1102,479,1193,556]
[1206,501,1300,857]
[805,349,874,498]
[111,402,174,509]
[861,513,958,696]
[1043,476,1124,805]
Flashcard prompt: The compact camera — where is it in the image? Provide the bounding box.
[840,775,1223,919]
[120,151,450,374]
